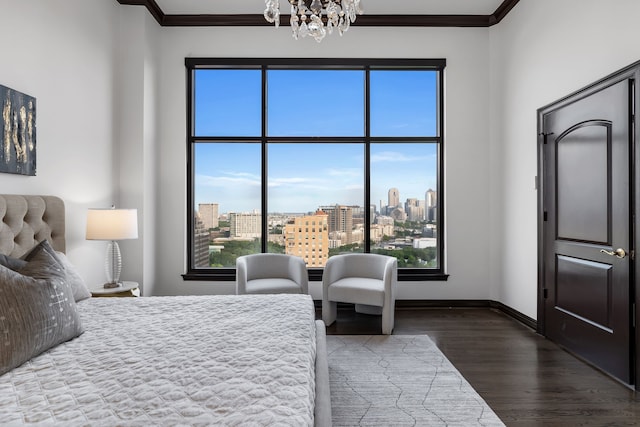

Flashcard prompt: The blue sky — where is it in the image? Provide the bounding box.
[194,69,438,214]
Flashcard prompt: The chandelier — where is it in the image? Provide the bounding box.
[264,0,364,43]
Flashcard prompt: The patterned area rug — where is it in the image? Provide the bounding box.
[327,335,505,426]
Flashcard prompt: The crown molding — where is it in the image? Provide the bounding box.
[116,0,163,24]
[491,0,520,25]
[116,0,520,28]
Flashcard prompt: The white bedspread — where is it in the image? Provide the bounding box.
[0,294,317,426]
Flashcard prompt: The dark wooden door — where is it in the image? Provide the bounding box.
[541,79,632,384]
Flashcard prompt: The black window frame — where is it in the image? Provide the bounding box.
[183,57,447,282]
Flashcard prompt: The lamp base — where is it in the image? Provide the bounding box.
[103,281,123,289]
[105,240,123,286]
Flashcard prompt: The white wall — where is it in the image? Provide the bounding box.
[152,26,494,300]
[115,7,161,295]
[0,0,121,286]
[489,0,640,319]
[140,13,161,297]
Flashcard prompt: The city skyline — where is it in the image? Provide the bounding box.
[195,143,437,214]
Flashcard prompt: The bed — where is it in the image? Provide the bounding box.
[0,195,331,426]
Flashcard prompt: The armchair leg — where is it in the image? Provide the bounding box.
[381,305,395,335]
[322,300,337,326]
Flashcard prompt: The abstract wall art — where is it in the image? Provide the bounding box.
[1,84,36,176]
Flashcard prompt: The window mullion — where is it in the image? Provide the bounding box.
[261,66,268,254]
[365,67,371,253]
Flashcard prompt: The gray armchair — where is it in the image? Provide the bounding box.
[322,253,398,334]
[236,253,308,295]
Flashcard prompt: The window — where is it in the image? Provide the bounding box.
[186,58,446,281]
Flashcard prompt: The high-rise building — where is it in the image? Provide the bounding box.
[229,211,261,238]
[426,189,437,222]
[404,198,422,221]
[407,206,424,222]
[350,205,365,227]
[390,207,407,222]
[426,189,437,208]
[285,210,329,267]
[388,188,400,208]
[193,213,211,267]
[198,203,219,230]
[320,204,354,244]
[376,215,395,226]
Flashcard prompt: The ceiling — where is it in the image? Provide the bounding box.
[116,0,520,27]
[155,0,506,16]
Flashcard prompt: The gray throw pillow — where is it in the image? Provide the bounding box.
[22,240,91,302]
[22,239,60,266]
[0,245,84,376]
[0,253,27,271]
[56,252,92,302]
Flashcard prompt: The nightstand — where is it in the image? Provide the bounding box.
[90,281,140,297]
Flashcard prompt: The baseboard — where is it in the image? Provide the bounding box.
[395,299,492,309]
[488,301,537,330]
[313,299,537,331]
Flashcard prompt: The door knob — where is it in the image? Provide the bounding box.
[600,248,627,259]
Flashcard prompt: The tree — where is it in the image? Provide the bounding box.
[208,239,287,267]
[329,243,363,257]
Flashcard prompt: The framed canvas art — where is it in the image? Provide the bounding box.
[1,85,36,176]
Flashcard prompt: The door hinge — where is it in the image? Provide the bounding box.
[633,303,636,328]
[540,132,554,144]
[543,288,548,299]
[543,211,548,222]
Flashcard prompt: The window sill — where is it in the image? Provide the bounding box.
[182,269,449,282]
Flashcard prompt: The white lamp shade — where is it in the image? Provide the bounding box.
[86,208,138,241]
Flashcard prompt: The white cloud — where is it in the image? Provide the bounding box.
[371,151,433,163]
[196,174,260,187]
[268,176,317,188]
[223,171,260,180]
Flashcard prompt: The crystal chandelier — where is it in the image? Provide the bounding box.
[264,0,364,43]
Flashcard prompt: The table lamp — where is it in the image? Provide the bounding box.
[86,207,138,288]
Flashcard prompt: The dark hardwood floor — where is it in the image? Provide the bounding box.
[318,306,640,426]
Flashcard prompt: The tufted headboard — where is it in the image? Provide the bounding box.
[0,195,65,258]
